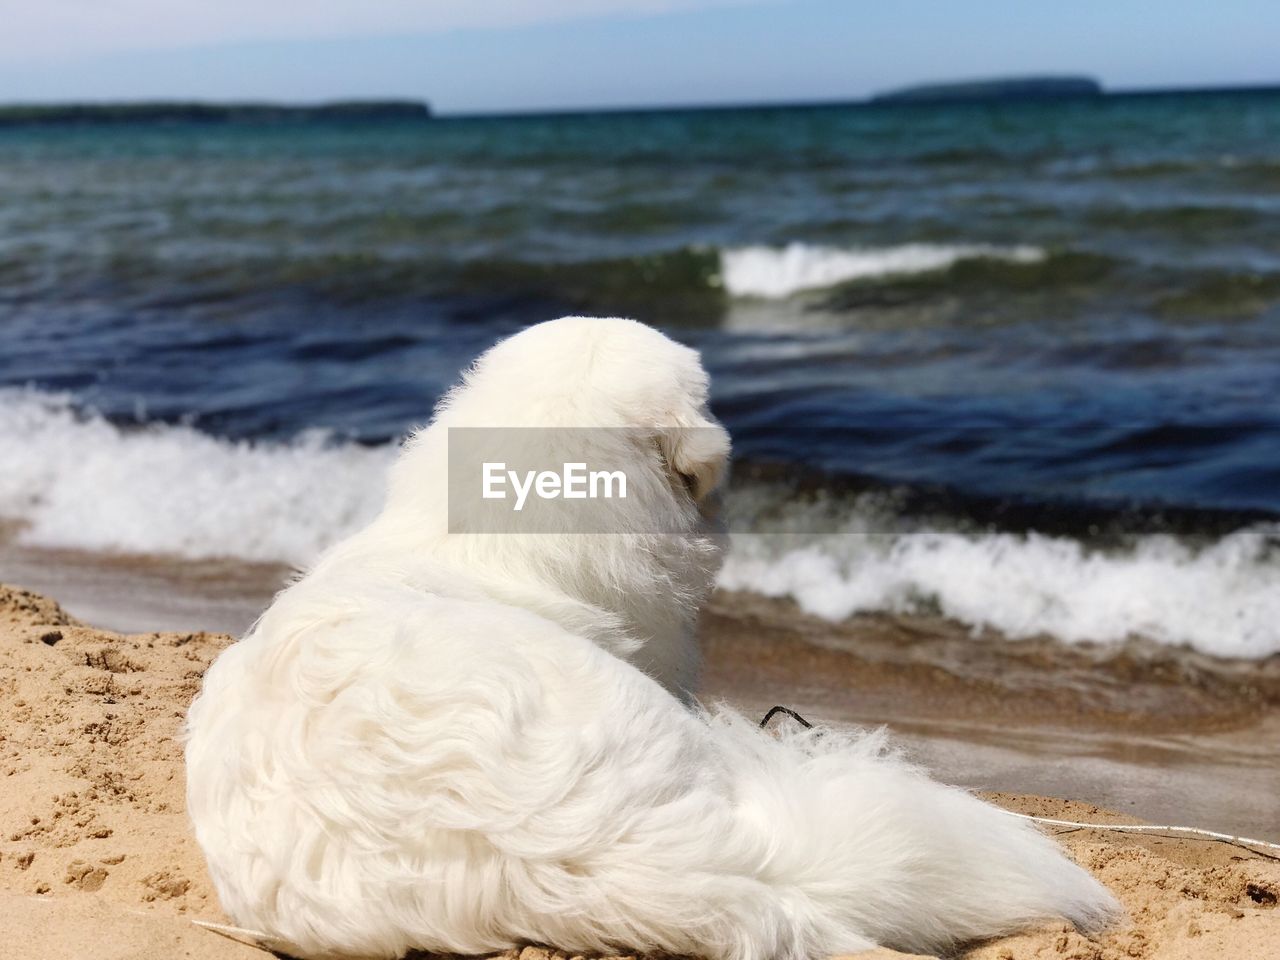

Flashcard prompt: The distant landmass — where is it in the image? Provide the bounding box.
[0,100,432,127]
[872,76,1103,104]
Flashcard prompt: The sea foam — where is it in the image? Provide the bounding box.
[2,388,1276,659]
[719,242,1045,298]
[719,527,1280,660]
[0,389,395,566]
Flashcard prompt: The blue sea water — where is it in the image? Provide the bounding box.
[2,92,1279,655]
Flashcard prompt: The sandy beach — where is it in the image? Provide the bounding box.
[2,575,1276,960]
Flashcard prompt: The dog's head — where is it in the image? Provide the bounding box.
[432,316,731,516]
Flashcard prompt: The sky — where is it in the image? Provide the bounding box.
[2,0,1278,114]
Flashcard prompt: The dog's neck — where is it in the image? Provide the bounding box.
[435,530,720,700]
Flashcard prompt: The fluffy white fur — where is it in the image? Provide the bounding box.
[186,317,1118,959]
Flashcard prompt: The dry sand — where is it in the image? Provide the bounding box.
[1,582,1277,960]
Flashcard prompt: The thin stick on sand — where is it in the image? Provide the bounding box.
[1007,812,1280,861]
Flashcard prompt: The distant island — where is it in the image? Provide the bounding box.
[0,100,432,127]
[872,76,1103,104]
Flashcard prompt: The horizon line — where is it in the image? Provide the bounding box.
[439,79,1280,119]
[3,79,1279,122]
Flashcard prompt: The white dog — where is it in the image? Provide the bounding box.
[186,317,1117,959]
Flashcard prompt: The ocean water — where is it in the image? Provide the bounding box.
[2,92,1279,657]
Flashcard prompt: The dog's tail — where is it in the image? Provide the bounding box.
[692,709,1121,957]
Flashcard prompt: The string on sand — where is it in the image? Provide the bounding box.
[1005,811,1280,860]
[759,705,814,729]
[758,705,1280,861]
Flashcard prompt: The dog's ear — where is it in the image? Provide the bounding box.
[654,415,730,503]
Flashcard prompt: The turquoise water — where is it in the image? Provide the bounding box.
[2,92,1280,521]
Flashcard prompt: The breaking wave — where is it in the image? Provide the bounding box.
[2,388,1276,659]
[719,525,1280,660]
[718,242,1047,298]
[0,389,394,566]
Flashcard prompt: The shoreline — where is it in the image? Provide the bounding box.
[3,541,1278,838]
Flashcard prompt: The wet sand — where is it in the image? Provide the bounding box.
[701,591,1280,838]
[0,538,285,636]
